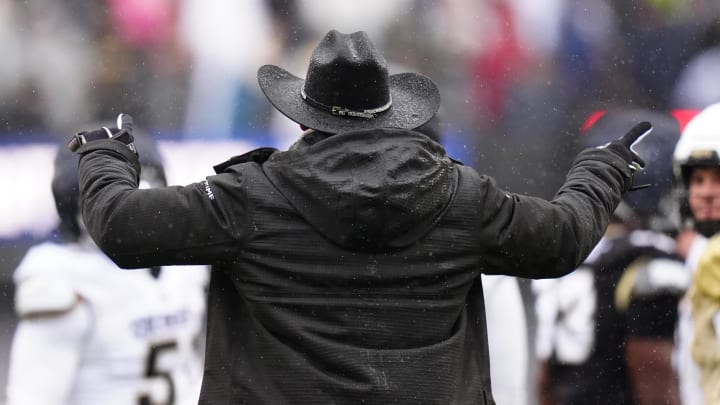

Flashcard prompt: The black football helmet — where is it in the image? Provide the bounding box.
[581,109,681,233]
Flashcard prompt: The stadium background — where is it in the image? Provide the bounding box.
[2,0,720,402]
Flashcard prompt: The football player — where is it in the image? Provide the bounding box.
[672,103,720,405]
[534,109,689,405]
[5,123,208,405]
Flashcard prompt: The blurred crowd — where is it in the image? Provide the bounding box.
[1,0,719,196]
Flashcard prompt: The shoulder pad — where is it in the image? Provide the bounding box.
[15,275,79,318]
[633,258,690,296]
[628,230,676,254]
[616,258,689,310]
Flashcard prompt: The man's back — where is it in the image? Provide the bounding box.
[202,129,489,404]
[183,128,629,404]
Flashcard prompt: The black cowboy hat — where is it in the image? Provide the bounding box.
[257,30,441,134]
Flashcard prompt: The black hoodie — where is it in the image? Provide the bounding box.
[77,127,632,404]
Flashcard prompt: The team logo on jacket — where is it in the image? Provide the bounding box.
[202,180,215,201]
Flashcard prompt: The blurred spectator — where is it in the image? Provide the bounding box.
[672,20,720,109]
[0,1,27,134]
[1,1,99,138]
[179,0,279,140]
[92,0,193,134]
[295,0,413,40]
[608,0,707,110]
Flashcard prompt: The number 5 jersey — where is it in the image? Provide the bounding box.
[6,239,208,405]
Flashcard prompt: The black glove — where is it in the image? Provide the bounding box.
[68,113,137,153]
[603,121,652,172]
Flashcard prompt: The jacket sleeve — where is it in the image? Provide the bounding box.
[76,139,249,268]
[473,147,632,279]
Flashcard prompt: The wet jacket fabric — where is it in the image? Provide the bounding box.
[77,128,632,404]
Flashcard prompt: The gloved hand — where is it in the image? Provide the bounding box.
[602,121,652,172]
[68,113,136,154]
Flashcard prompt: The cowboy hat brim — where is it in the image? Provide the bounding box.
[258,65,441,133]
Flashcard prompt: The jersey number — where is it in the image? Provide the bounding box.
[138,341,178,405]
[552,268,597,364]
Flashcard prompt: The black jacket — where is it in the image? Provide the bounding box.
[77,128,632,404]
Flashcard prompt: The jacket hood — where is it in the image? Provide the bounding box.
[262,128,458,252]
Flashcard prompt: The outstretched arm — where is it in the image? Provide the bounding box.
[475,123,652,278]
[72,115,249,268]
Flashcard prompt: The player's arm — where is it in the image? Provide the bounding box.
[623,257,686,405]
[536,361,558,405]
[625,338,679,405]
[6,276,90,405]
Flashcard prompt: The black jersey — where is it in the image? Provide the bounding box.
[535,230,688,405]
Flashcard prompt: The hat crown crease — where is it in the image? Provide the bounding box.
[303,31,391,112]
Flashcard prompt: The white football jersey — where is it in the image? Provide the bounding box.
[6,240,208,405]
[481,274,529,405]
